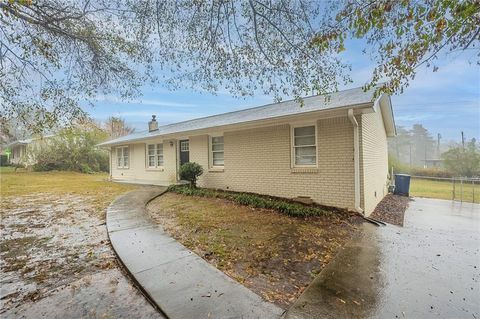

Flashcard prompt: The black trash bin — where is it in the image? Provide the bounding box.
[394,174,411,196]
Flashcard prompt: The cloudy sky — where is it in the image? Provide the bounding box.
[85,41,479,143]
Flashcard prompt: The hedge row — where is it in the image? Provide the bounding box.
[408,167,453,178]
[167,185,333,218]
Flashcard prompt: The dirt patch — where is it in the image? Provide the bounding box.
[370,194,411,226]
[0,175,162,318]
[147,193,363,309]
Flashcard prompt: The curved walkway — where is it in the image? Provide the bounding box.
[107,186,283,319]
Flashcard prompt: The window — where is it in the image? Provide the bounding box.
[147,143,164,168]
[293,125,317,166]
[180,140,189,152]
[116,146,129,169]
[210,136,224,167]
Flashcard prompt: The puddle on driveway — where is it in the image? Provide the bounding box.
[0,193,163,318]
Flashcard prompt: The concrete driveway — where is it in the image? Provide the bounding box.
[285,198,480,319]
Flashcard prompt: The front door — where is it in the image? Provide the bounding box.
[179,139,190,166]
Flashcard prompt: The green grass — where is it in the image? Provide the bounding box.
[0,166,15,173]
[411,177,480,203]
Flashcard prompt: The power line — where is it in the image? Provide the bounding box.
[393,99,479,107]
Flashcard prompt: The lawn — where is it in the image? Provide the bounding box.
[0,170,161,318]
[0,166,15,173]
[410,177,480,204]
[0,169,136,213]
[147,192,363,309]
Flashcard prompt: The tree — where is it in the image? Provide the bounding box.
[0,117,30,144]
[1,1,346,134]
[2,1,479,132]
[442,138,480,177]
[104,117,135,139]
[410,124,435,166]
[388,124,437,167]
[314,0,480,95]
[388,126,411,164]
[31,122,109,173]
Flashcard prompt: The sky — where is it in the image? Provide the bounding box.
[84,41,479,144]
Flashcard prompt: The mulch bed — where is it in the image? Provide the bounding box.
[370,194,411,226]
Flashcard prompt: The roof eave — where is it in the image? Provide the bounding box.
[97,102,374,147]
[4,141,28,148]
[374,93,396,137]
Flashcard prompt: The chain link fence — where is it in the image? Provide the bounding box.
[410,176,480,203]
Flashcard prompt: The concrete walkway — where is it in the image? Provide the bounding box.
[107,187,282,319]
[285,198,480,319]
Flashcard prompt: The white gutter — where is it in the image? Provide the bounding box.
[348,109,364,214]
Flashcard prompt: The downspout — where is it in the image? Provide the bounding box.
[348,109,364,215]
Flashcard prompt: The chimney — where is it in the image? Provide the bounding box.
[148,115,158,132]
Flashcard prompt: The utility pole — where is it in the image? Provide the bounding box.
[437,133,441,158]
[424,145,427,168]
[409,143,412,167]
[461,131,465,151]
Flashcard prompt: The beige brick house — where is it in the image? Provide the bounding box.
[99,86,396,215]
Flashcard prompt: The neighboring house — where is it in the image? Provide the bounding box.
[423,159,444,169]
[98,87,396,215]
[3,135,54,166]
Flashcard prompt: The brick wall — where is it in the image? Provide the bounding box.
[110,139,177,183]
[109,112,389,214]
[358,110,389,215]
[190,135,227,188]
[190,117,356,210]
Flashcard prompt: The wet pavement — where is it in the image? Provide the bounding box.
[0,192,162,319]
[285,198,480,319]
[107,187,283,319]
[3,269,162,318]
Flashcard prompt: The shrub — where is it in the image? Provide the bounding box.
[31,125,109,173]
[442,140,480,177]
[167,185,333,217]
[179,162,204,187]
[80,163,94,174]
[390,154,453,178]
[409,167,452,178]
[0,155,10,166]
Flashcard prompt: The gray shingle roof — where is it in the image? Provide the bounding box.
[98,86,378,146]
[4,134,55,148]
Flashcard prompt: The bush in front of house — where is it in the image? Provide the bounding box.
[179,162,204,187]
[167,185,333,217]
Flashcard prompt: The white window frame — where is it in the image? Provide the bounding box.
[116,146,129,169]
[146,143,164,169]
[209,135,224,168]
[291,123,318,168]
[180,140,189,152]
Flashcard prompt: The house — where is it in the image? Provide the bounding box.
[423,159,444,169]
[3,135,54,166]
[98,87,396,215]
